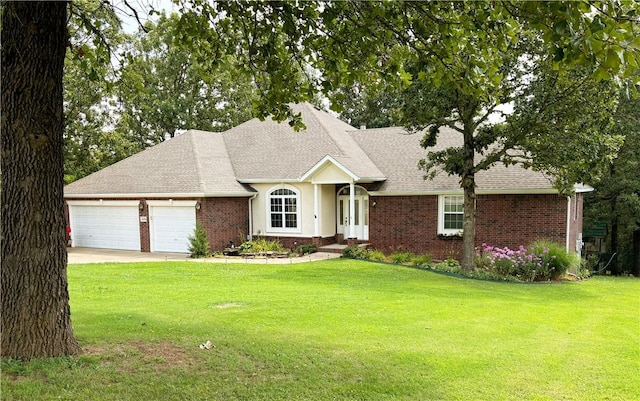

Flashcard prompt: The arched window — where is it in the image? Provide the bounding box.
[268,187,299,231]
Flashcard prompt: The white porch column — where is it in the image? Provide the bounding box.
[314,184,320,237]
[349,181,356,238]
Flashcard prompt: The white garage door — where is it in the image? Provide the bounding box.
[149,204,196,253]
[69,203,140,251]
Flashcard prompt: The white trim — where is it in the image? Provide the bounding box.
[438,195,465,235]
[248,194,257,241]
[146,200,197,207]
[566,196,571,252]
[300,155,360,182]
[349,182,356,238]
[265,184,302,234]
[237,178,300,184]
[369,188,560,196]
[66,200,140,207]
[313,184,320,237]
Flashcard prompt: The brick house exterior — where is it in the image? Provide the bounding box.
[64,103,588,258]
[368,193,583,260]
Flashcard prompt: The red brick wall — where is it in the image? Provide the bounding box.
[369,195,460,259]
[369,194,570,260]
[198,197,250,251]
[476,194,568,250]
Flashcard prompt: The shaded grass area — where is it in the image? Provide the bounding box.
[2,259,639,400]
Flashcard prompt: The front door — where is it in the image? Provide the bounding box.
[337,186,369,240]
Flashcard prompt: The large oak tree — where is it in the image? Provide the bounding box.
[1,1,81,359]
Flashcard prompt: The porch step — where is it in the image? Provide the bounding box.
[318,243,369,254]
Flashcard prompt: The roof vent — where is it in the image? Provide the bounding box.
[360,125,367,130]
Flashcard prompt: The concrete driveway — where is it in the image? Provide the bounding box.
[67,247,340,264]
[67,248,190,264]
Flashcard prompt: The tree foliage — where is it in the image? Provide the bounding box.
[64,0,133,183]
[115,12,256,146]
[502,67,623,193]
[585,93,640,274]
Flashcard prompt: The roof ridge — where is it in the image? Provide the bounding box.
[302,104,345,156]
[189,131,207,193]
[306,104,379,162]
[220,128,240,180]
[307,105,385,178]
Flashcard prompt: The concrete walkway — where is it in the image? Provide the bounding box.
[67,247,341,264]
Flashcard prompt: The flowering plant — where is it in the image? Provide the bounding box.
[475,243,556,281]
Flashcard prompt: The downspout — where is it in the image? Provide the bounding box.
[566,196,571,253]
[248,193,258,241]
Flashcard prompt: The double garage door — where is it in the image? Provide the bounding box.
[68,200,196,253]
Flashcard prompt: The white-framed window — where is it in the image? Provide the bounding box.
[438,195,464,235]
[268,186,300,232]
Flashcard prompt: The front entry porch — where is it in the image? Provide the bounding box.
[336,185,370,241]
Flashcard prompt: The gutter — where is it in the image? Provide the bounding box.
[566,196,572,253]
[248,193,258,240]
[63,192,256,199]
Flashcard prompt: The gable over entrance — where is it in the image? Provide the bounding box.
[300,155,361,184]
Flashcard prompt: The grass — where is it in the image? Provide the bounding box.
[2,259,639,400]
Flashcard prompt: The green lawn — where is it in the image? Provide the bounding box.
[2,259,639,400]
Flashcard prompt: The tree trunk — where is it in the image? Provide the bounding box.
[461,183,477,270]
[460,128,477,271]
[1,1,81,359]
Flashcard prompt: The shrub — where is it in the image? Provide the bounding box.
[296,244,317,255]
[390,251,413,264]
[342,245,368,259]
[188,222,210,258]
[528,240,577,280]
[239,238,287,254]
[411,253,433,267]
[432,259,462,273]
[366,249,387,262]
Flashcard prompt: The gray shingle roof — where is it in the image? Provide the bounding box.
[65,103,556,197]
[349,126,555,194]
[222,103,384,181]
[64,130,254,197]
